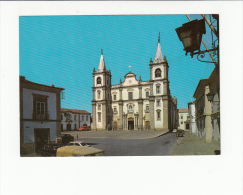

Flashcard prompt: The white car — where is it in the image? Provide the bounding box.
[173,129,177,133]
[68,141,90,147]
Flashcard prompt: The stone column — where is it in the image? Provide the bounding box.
[139,85,142,99]
[149,97,155,130]
[162,95,169,130]
[138,100,143,130]
[205,86,213,143]
[91,101,97,130]
[118,101,123,130]
[101,101,107,130]
[102,86,106,100]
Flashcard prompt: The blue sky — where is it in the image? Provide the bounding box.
[19,15,216,113]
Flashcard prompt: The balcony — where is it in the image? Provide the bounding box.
[33,112,49,120]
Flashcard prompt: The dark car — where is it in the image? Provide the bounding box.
[37,143,63,156]
[61,133,74,144]
[177,130,184,137]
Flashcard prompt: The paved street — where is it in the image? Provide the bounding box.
[63,130,179,156]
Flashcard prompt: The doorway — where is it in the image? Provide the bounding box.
[145,121,150,130]
[113,121,118,130]
[67,124,71,131]
[34,128,50,152]
[128,118,134,130]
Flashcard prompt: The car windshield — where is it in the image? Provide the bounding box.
[81,143,87,146]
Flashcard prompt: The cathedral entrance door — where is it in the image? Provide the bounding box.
[128,118,134,130]
[145,121,150,130]
[113,121,117,130]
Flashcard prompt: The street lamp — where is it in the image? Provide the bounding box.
[176,19,218,59]
[206,92,214,102]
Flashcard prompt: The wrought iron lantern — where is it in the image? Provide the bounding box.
[176,19,206,56]
[206,92,214,102]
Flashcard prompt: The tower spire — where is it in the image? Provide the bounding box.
[154,32,163,63]
[98,49,106,72]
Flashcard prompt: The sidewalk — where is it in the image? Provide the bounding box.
[170,132,220,155]
[65,129,169,140]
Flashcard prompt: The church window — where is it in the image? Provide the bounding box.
[97,77,101,84]
[129,105,133,112]
[97,90,101,99]
[157,100,160,106]
[114,95,116,100]
[98,105,101,110]
[98,113,101,122]
[146,105,149,111]
[114,107,117,113]
[157,110,161,120]
[155,69,161,78]
[128,92,133,100]
[146,92,149,98]
[156,86,160,94]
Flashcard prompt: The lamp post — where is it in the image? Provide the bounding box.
[206,92,214,102]
[175,18,218,65]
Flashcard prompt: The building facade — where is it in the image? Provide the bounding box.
[91,34,177,131]
[188,102,196,134]
[61,108,91,131]
[178,108,189,130]
[20,76,64,155]
[193,67,220,143]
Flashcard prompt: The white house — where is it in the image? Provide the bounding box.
[91,33,177,131]
[61,108,91,131]
[178,108,189,130]
[20,76,64,155]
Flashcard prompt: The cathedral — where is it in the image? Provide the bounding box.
[91,34,177,131]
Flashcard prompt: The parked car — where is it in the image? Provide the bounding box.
[68,141,90,147]
[173,129,177,133]
[61,134,74,144]
[79,126,91,131]
[57,146,105,157]
[177,130,184,137]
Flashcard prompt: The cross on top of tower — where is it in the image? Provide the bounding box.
[158,32,160,43]
[129,65,132,73]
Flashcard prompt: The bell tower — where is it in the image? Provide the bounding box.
[91,50,112,130]
[149,33,170,130]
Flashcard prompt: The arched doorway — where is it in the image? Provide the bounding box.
[128,117,134,130]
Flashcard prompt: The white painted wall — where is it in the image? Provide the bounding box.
[178,112,189,130]
[23,121,57,143]
[23,88,57,120]
[61,113,91,130]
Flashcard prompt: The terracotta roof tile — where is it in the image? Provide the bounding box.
[178,108,189,113]
[61,108,91,115]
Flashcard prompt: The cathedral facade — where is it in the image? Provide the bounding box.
[91,34,177,131]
